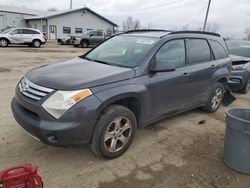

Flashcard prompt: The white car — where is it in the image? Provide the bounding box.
[0,28,46,48]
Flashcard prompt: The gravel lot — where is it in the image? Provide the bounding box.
[0,41,250,188]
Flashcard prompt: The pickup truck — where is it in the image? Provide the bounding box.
[72,30,105,48]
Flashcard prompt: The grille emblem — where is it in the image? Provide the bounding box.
[20,80,29,92]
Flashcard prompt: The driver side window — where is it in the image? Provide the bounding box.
[156,40,186,68]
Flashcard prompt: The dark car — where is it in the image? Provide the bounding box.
[227,40,250,93]
[11,30,231,158]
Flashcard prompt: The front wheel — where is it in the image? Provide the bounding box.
[203,83,225,113]
[90,105,137,159]
[0,38,8,47]
[81,40,88,48]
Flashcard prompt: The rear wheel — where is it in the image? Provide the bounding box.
[90,105,137,159]
[0,38,8,47]
[203,82,225,113]
[239,77,250,94]
[32,40,41,48]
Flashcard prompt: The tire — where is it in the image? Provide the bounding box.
[80,40,88,48]
[203,82,225,113]
[239,77,250,94]
[90,105,137,159]
[32,40,41,48]
[74,45,79,47]
[0,38,8,47]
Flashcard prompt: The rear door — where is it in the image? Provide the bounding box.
[186,38,216,105]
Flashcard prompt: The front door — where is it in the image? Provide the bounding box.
[49,25,57,40]
[149,39,191,116]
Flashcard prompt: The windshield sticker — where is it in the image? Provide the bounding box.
[136,39,155,44]
[240,45,250,48]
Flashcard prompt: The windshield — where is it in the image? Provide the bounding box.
[227,41,250,57]
[85,35,158,68]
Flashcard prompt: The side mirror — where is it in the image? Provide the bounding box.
[151,60,176,72]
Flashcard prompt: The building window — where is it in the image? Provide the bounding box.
[63,27,71,34]
[75,28,82,33]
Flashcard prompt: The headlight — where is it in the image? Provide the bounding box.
[232,64,247,70]
[42,89,92,119]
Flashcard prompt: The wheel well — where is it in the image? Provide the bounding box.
[81,39,89,45]
[217,77,228,88]
[0,37,10,44]
[111,97,141,125]
[32,39,41,43]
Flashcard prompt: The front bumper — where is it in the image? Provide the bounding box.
[11,89,101,146]
[228,70,249,90]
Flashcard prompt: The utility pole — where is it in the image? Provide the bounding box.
[70,0,73,10]
[203,0,211,31]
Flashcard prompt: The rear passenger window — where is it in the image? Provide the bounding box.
[188,39,213,64]
[156,40,186,68]
[209,40,228,59]
[23,29,40,34]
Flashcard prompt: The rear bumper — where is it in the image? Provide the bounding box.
[228,70,249,90]
[11,90,101,146]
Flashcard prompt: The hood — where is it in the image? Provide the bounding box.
[26,57,135,90]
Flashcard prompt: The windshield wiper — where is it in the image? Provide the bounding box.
[85,57,113,66]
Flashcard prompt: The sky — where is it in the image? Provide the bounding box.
[0,0,249,38]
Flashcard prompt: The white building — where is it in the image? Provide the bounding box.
[0,5,45,29]
[0,5,117,39]
[25,7,117,39]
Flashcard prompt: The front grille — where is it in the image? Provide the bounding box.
[18,77,53,101]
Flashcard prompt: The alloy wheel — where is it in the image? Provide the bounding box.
[104,117,132,153]
[0,39,7,47]
[211,88,223,110]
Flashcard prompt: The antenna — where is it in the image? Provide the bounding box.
[70,0,72,9]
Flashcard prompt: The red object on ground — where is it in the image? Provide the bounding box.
[0,164,43,188]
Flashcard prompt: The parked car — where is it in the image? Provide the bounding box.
[57,36,71,45]
[0,27,46,48]
[72,30,105,48]
[226,41,250,93]
[11,30,231,158]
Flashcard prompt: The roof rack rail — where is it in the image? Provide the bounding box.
[124,29,172,33]
[168,30,221,37]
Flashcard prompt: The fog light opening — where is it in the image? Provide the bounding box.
[47,134,58,143]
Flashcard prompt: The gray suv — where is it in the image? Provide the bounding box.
[72,30,105,48]
[11,30,231,158]
[0,27,46,48]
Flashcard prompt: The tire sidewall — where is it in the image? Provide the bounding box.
[93,105,137,159]
[207,83,225,112]
[0,39,8,47]
[33,40,41,48]
[81,40,88,48]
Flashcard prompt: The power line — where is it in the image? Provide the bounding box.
[119,0,183,12]
[185,0,207,27]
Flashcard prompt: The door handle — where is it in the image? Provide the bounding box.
[182,72,190,77]
[210,65,215,69]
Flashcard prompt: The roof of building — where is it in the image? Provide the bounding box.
[0,4,44,15]
[25,7,118,27]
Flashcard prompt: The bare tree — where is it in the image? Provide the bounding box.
[122,16,141,31]
[244,28,250,40]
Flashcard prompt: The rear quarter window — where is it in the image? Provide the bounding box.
[188,39,213,64]
[209,40,228,60]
